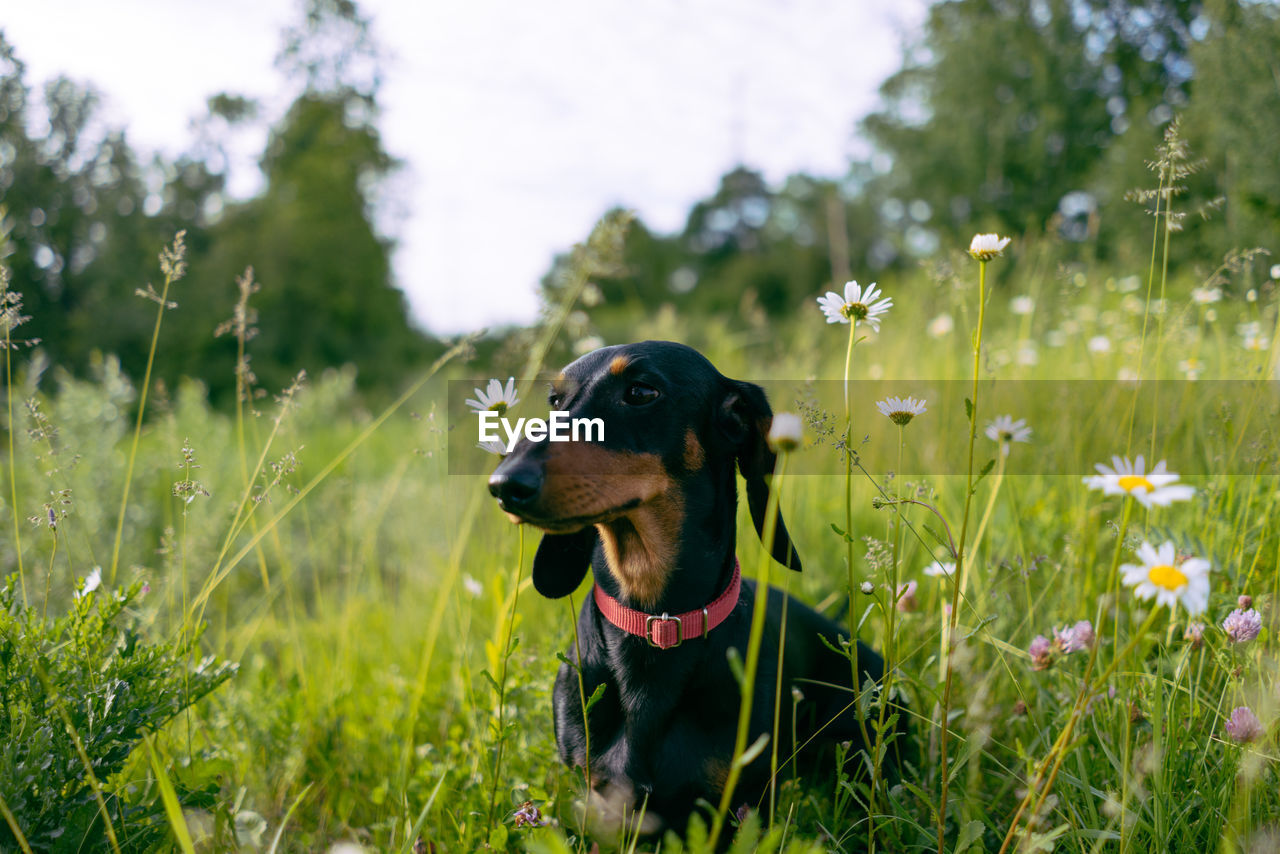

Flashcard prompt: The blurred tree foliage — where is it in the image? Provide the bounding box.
[1182,0,1280,259]
[856,0,1274,272]
[539,167,882,356]
[2,0,1276,384]
[860,0,1206,256]
[540,0,1273,342]
[0,0,433,406]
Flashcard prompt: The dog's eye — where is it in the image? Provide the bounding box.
[548,393,564,409]
[623,382,660,406]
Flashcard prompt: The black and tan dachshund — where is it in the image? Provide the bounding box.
[488,340,901,839]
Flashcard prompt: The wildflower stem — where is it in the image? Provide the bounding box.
[710,451,789,850]
[842,321,868,732]
[568,591,593,841]
[998,499,1138,854]
[1018,604,1163,851]
[0,240,25,606]
[962,444,1007,602]
[486,523,526,844]
[108,262,177,587]
[1098,498,1136,670]
[938,257,989,850]
[839,325,877,791]
[1125,164,1164,455]
[4,319,24,607]
[769,573,791,827]
[230,272,274,597]
[869,426,907,852]
[843,317,856,417]
[1149,165,1175,461]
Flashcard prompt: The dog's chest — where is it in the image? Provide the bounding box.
[595,637,744,772]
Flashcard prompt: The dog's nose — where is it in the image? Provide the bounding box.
[488,463,543,508]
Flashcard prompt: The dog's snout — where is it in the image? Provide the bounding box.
[488,463,543,508]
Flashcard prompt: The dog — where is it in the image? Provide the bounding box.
[487,340,900,839]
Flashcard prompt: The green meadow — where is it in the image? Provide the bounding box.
[2,168,1278,853]
[4,0,1280,847]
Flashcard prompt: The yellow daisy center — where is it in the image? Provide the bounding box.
[489,402,509,416]
[1117,474,1154,493]
[1147,563,1187,591]
[842,302,868,321]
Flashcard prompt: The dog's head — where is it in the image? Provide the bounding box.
[488,340,800,605]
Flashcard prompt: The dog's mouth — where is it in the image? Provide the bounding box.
[497,496,645,533]
[491,448,672,533]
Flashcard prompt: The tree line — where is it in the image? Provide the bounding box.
[545,0,1277,343]
[0,0,434,406]
[3,0,1278,400]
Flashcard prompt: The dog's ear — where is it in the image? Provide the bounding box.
[532,528,597,598]
[719,379,802,572]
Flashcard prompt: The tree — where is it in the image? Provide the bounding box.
[0,34,175,375]
[1,0,434,405]
[1182,0,1280,257]
[180,90,426,400]
[861,0,1205,250]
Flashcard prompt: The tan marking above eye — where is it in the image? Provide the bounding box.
[609,355,630,375]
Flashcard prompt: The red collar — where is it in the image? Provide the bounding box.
[592,560,741,650]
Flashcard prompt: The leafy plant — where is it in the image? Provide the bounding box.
[0,575,235,852]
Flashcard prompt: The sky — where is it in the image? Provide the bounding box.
[3,0,928,334]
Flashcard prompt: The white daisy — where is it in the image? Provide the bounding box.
[1088,335,1112,354]
[1178,357,1204,380]
[816,281,893,331]
[928,313,954,337]
[465,377,519,416]
[1083,455,1195,508]
[76,566,102,599]
[1120,540,1211,616]
[767,412,804,452]
[1010,295,1035,315]
[968,233,1011,261]
[477,439,508,457]
[984,415,1032,450]
[1190,286,1222,305]
[574,335,605,356]
[875,396,927,426]
[924,560,956,578]
[1243,334,1270,352]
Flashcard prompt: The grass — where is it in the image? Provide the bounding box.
[1,176,1279,853]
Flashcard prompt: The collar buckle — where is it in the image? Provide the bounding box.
[644,613,684,649]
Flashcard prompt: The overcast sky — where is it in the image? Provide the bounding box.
[4,0,928,334]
